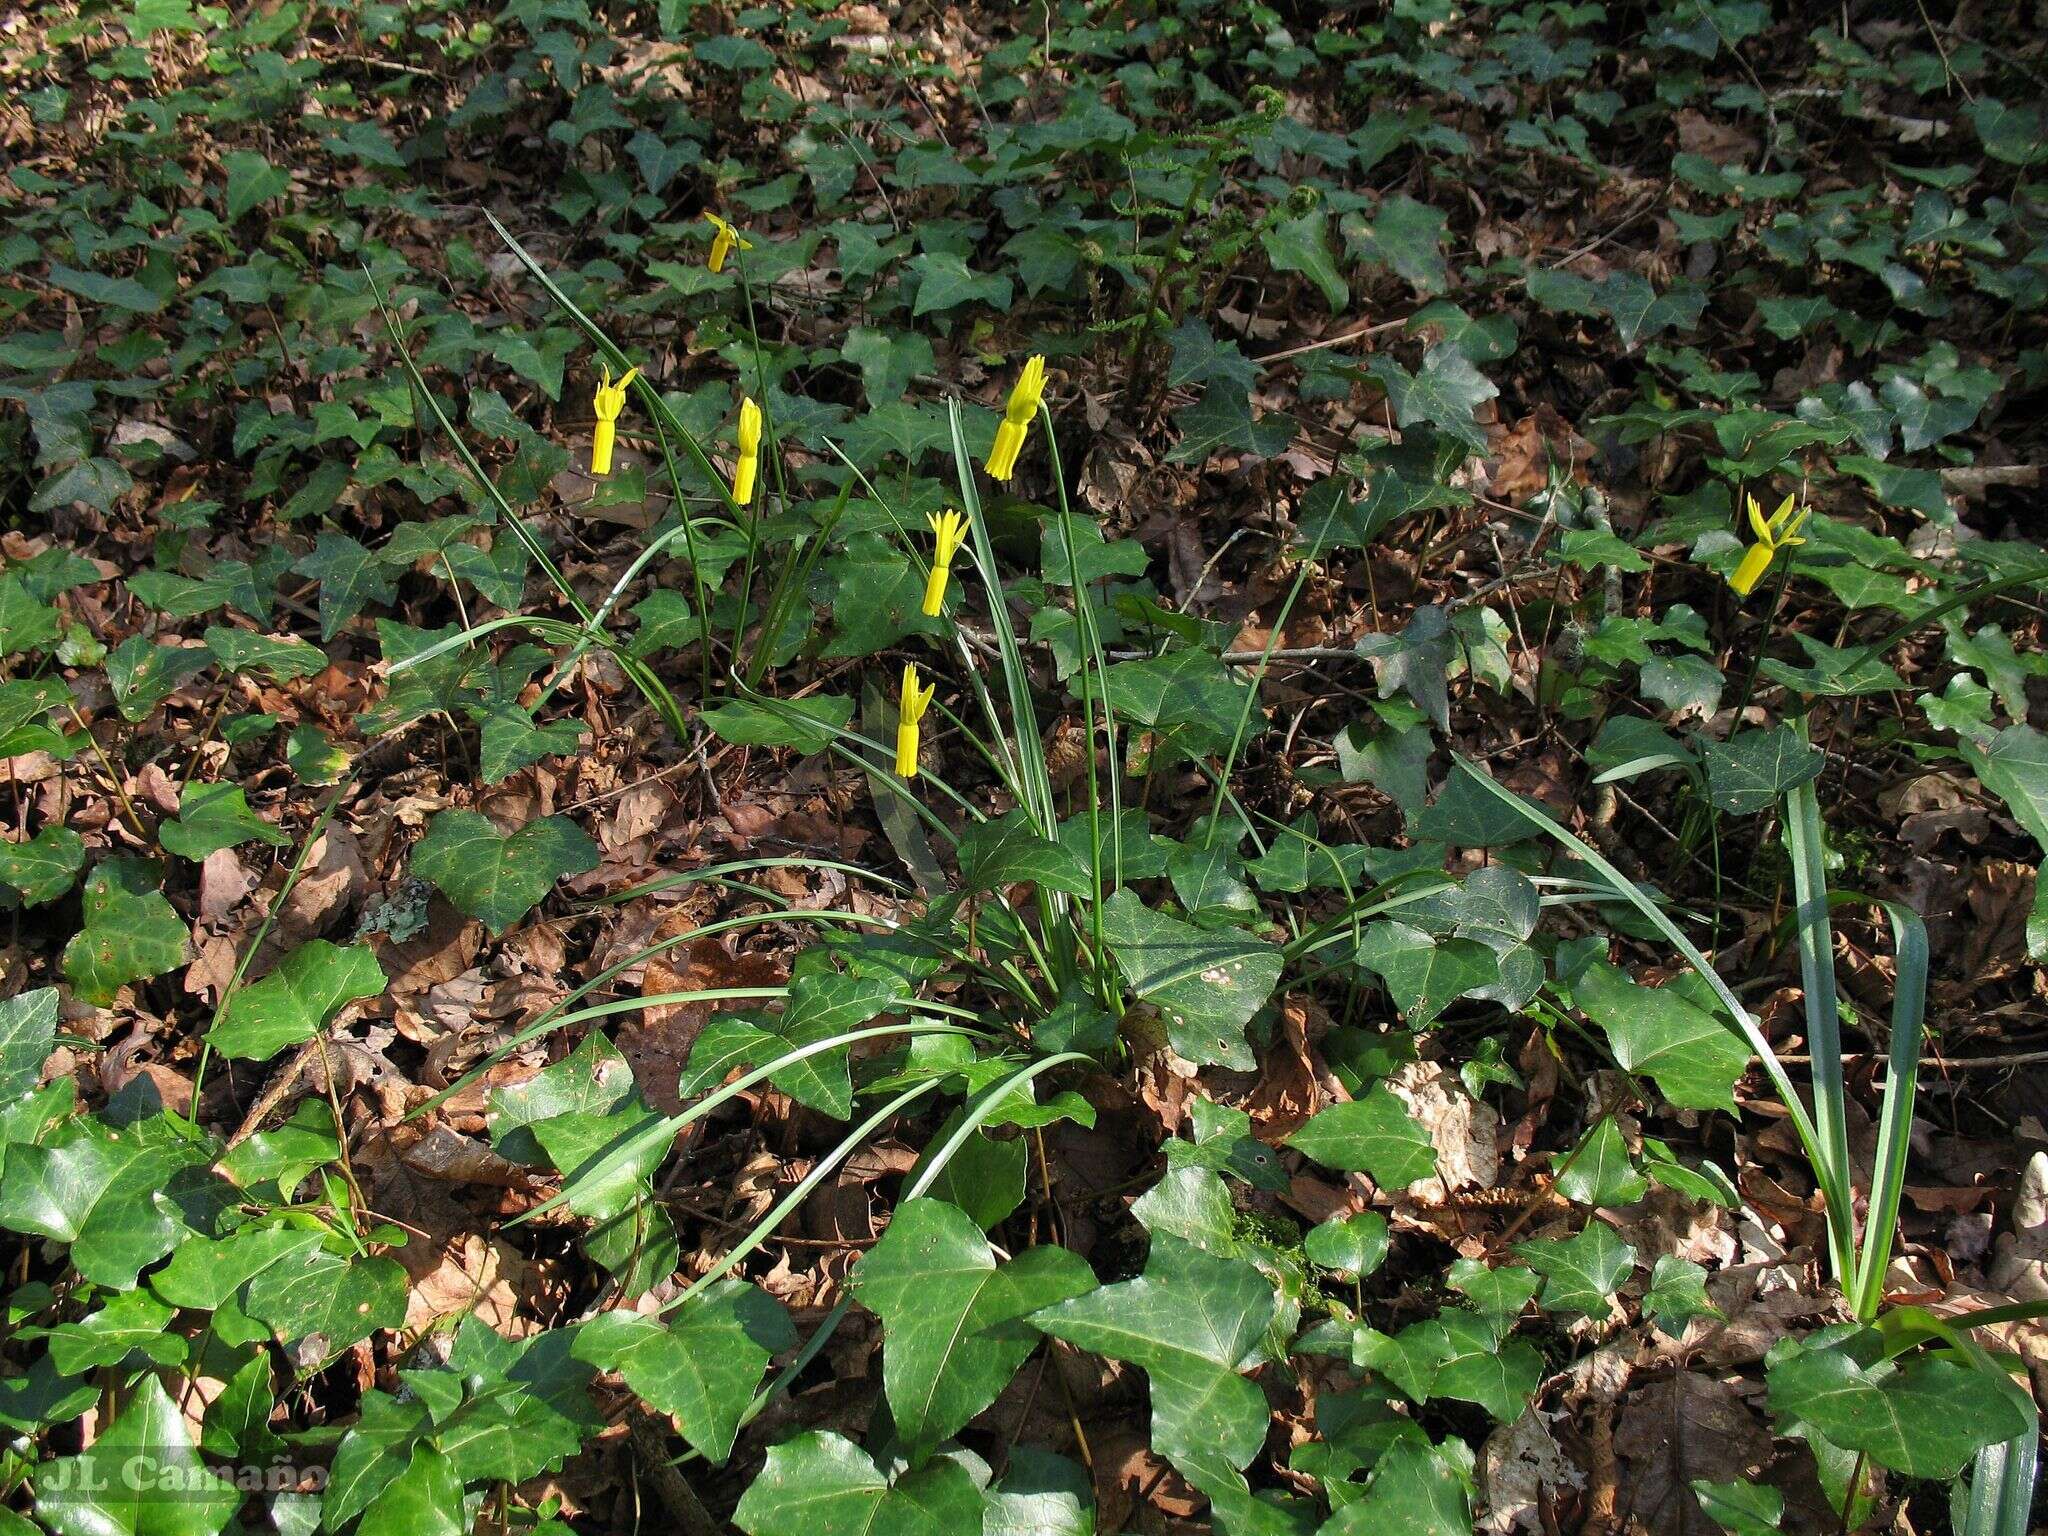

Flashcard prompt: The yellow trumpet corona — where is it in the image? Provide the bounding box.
[589,364,640,478]
[1727,491,1810,598]
[922,509,969,617]
[733,397,763,507]
[985,354,1047,481]
[896,662,935,779]
[704,212,752,274]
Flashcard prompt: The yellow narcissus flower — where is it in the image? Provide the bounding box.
[922,509,969,617]
[1727,491,1810,598]
[896,662,935,779]
[589,364,640,478]
[704,212,752,273]
[732,398,763,506]
[985,354,1047,481]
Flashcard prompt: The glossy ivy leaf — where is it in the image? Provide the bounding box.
[1098,888,1281,1070]
[1515,1222,1636,1320]
[1573,961,1750,1113]
[243,1250,408,1351]
[158,781,291,860]
[1164,1097,1289,1192]
[207,940,386,1060]
[1765,1335,2028,1480]
[955,811,1093,898]
[105,636,211,722]
[1691,1479,1784,1536]
[1032,1233,1276,1471]
[1327,1431,1470,1536]
[411,810,599,934]
[1353,921,1499,1027]
[1261,206,1348,312]
[1166,385,1295,465]
[1099,648,1254,759]
[0,988,58,1098]
[61,858,190,1005]
[1643,1254,1719,1337]
[0,677,74,757]
[1288,1085,1439,1189]
[321,1392,429,1530]
[0,827,86,906]
[985,1446,1095,1536]
[35,1375,241,1536]
[1303,1211,1391,1278]
[851,1197,1094,1460]
[295,532,397,639]
[575,1279,794,1463]
[1364,343,1497,451]
[356,1444,465,1536]
[732,1430,986,1536]
[1554,1116,1647,1207]
[30,1288,183,1374]
[700,695,854,756]
[1701,726,1823,816]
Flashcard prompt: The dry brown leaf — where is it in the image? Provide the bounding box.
[1613,1372,1770,1536]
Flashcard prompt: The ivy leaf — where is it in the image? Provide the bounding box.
[1167,317,1258,396]
[1032,1234,1276,1471]
[1167,386,1295,465]
[1554,1116,1647,1207]
[222,149,289,219]
[956,811,1094,898]
[243,1250,408,1350]
[357,1445,465,1536]
[1765,1337,2029,1480]
[1261,206,1348,312]
[1644,1254,1719,1337]
[907,250,1013,315]
[1573,961,1751,1113]
[1429,1309,1543,1420]
[574,1280,794,1463]
[0,1116,213,1287]
[0,988,57,1098]
[840,326,935,405]
[295,532,396,640]
[986,1447,1094,1536]
[1288,1085,1440,1190]
[1303,1212,1391,1278]
[1098,889,1281,1070]
[158,782,291,860]
[1164,1098,1289,1192]
[35,1375,241,1536]
[61,859,190,1005]
[732,1430,986,1536]
[0,827,86,906]
[0,575,61,656]
[1353,921,1499,1027]
[1365,344,1497,450]
[208,941,386,1061]
[851,1198,1094,1460]
[411,810,599,934]
[1702,726,1824,815]
[1515,1221,1637,1319]
[203,626,326,682]
[105,636,210,722]
[1341,193,1450,295]
[1690,1479,1784,1536]
[1334,1432,1471,1535]
[1597,271,1707,350]
[700,695,854,756]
